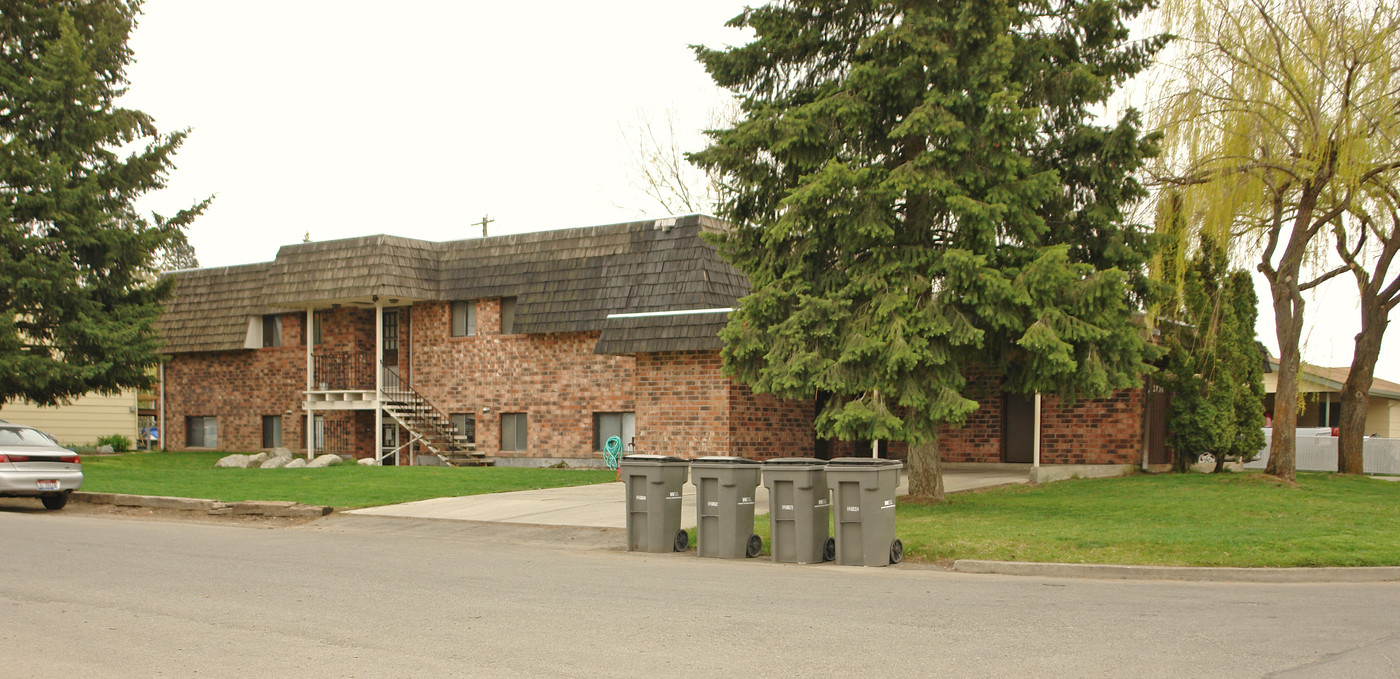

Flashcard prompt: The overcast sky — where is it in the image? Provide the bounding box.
[117,0,1396,383]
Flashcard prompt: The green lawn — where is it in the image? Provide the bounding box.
[79,451,616,508]
[718,472,1400,567]
[894,472,1400,567]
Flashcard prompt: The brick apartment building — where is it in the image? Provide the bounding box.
[153,215,1168,472]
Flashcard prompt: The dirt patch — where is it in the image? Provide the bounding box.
[0,497,323,528]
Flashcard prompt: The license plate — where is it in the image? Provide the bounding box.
[36,480,58,491]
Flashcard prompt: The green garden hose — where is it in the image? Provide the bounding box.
[604,436,624,470]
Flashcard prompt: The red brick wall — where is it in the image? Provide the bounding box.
[728,381,814,459]
[164,311,309,453]
[410,300,636,461]
[937,382,1145,465]
[1039,390,1144,465]
[632,350,815,460]
[632,351,730,457]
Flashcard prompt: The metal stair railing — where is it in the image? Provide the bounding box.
[378,361,481,465]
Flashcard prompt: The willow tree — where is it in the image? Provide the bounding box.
[1151,0,1400,481]
[693,0,1161,498]
[0,0,206,407]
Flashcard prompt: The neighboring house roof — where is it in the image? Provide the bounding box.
[154,215,749,356]
[1263,356,1400,400]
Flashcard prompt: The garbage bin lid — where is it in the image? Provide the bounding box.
[826,456,903,467]
[620,454,685,463]
[690,456,761,465]
[763,457,828,466]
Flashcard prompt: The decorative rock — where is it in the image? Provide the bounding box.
[357,457,376,466]
[248,452,270,465]
[307,454,342,468]
[270,447,294,459]
[97,444,115,454]
[215,454,251,468]
[284,458,307,469]
[260,457,289,469]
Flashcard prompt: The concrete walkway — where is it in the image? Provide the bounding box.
[346,468,1027,528]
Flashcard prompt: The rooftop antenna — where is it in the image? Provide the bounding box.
[475,215,494,238]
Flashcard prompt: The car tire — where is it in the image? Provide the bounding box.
[41,492,68,510]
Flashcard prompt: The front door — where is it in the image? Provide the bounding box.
[380,421,399,465]
[1003,393,1036,463]
[382,308,401,389]
[1146,387,1171,465]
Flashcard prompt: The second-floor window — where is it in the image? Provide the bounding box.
[500,297,517,334]
[262,314,282,347]
[451,301,476,337]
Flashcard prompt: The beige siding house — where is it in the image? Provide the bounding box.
[1,390,140,446]
[1263,359,1400,437]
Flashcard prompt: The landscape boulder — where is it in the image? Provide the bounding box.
[284,458,307,469]
[270,447,294,459]
[260,457,289,469]
[307,454,342,468]
[248,452,269,465]
[96,444,115,454]
[215,454,251,469]
[357,457,376,466]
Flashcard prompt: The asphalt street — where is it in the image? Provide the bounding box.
[3,509,1398,678]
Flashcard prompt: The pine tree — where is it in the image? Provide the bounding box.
[692,0,1164,498]
[0,0,207,407]
[1156,232,1265,471]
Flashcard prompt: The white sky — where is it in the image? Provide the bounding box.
[117,0,1397,382]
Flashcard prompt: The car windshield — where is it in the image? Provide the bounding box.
[0,426,56,447]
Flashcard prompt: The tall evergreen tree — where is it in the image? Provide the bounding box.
[1156,231,1266,471]
[0,0,207,407]
[692,0,1164,498]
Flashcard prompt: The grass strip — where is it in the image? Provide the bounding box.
[80,451,616,509]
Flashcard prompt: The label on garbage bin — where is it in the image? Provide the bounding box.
[781,504,794,510]
[707,501,719,507]
[882,499,896,509]
[816,499,829,507]
[667,491,681,500]
[847,506,860,513]
[740,496,753,505]
[635,495,646,501]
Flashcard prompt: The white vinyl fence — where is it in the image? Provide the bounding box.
[1245,428,1400,475]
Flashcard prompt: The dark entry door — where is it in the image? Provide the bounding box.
[1146,387,1171,465]
[1003,393,1035,463]
[382,308,401,388]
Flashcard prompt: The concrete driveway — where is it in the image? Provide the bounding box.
[346,468,1026,528]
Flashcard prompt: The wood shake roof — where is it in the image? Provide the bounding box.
[155,263,274,353]
[156,215,750,355]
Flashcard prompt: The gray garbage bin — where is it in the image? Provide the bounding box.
[825,457,903,566]
[762,457,834,564]
[690,456,763,559]
[620,454,690,553]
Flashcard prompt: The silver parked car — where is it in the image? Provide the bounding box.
[0,423,83,510]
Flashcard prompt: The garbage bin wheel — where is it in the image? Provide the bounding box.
[673,529,689,552]
[890,538,904,565]
[822,537,836,562]
[746,534,762,558]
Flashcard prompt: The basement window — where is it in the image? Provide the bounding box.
[500,413,527,452]
[186,416,217,448]
[262,415,282,448]
[594,412,635,452]
[450,413,476,445]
